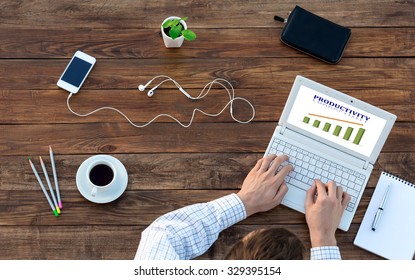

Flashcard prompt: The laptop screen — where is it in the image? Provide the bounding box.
[286,85,387,157]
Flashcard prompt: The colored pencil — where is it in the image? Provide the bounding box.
[29,158,59,217]
[39,156,61,214]
[49,146,62,209]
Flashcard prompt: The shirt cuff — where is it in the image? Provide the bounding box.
[211,193,247,229]
[310,246,342,260]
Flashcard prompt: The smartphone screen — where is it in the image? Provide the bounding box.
[61,57,94,87]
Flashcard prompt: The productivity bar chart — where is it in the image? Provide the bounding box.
[286,85,388,158]
[303,114,366,145]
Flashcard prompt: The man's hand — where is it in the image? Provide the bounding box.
[237,154,293,217]
[304,179,351,247]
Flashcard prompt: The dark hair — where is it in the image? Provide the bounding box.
[225,228,305,260]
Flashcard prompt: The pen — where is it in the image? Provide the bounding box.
[29,158,59,217]
[371,184,391,231]
[39,156,61,215]
[49,146,62,209]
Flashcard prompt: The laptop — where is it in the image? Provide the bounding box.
[264,75,396,231]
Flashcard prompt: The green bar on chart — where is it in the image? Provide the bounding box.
[313,120,321,128]
[303,116,310,124]
[333,125,342,136]
[343,127,353,141]
[323,123,331,132]
[353,128,366,145]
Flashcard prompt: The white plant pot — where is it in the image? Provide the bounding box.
[161,16,187,48]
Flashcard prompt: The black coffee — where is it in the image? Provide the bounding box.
[89,164,114,186]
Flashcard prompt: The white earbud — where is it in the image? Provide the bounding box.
[138,76,164,92]
[140,77,193,99]
[139,77,172,97]
[146,83,162,97]
[146,84,192,99]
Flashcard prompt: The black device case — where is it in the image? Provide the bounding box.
[279,6,351,64]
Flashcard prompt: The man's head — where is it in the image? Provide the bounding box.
[225,228,305,260]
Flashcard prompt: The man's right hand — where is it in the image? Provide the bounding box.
[304,179,351,247]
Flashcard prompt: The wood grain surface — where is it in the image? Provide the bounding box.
[0,0,414,260]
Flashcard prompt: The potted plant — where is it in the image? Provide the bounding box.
[161,16,196,48]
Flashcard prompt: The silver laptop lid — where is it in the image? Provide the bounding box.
[279,75,396,164]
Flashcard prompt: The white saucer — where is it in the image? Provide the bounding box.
[76,155,128,203]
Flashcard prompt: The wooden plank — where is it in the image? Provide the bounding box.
[0,122,413,156]
[1,89,413,124]
[0,225,140,259]
[0,0,413,29]
[1,28,414,59]
[0,187,399,227]
[2,153,257,191]
[1,153,414,191]
[0,190,234,226]
[0,58,413,91]
[0,88,261,124]
[0,224,384,260]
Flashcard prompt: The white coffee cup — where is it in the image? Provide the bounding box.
[87,159,116,197]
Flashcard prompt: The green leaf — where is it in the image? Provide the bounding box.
[163,18,181,28]
[171,19,180,27]
[162,20,172,28]
[169,25,183,39]
[182,29,196,41]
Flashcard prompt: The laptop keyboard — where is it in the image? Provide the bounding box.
[267,139,366,212]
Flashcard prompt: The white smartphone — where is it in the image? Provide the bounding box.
[57,50,96,94]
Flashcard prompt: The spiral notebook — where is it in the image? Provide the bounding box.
[354,171,415,259]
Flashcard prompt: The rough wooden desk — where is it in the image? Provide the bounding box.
[0,0,414,260]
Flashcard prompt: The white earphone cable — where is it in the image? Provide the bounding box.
[66,77,255,128]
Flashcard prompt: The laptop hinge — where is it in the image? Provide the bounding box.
[280,125,287,135]
[363,160,370,170]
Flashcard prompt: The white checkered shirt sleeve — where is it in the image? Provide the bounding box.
[135,193,246,260]
[310,246,342,260]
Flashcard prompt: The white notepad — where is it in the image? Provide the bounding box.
[354,171,415,259]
